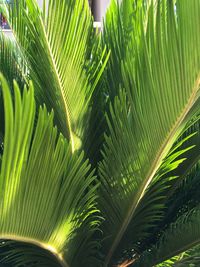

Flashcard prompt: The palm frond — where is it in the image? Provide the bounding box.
[82,36,110,166]
[99,0,200,265]
[0,32,27,145]
[4,0,108,152]
[0,74,98,267]
[133,207,200,267]
[102,0,145,100]
[0,240,64,267]
[135,116,200,254]
[106,128,196,265]
[0,32,27,88]
[163,163,200,228]
[169,114,200,182]
[0,89,4,151]
[155,244,200,267]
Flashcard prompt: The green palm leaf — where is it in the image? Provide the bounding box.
[102,0,145,100]
[155,244,200,267]
[136,117,200,254]
[162,163,200,231]
[99,0,200,265]
[167,115,200,184]
[0,240,65,267]
[0,0,200,266]
[133,207,200,267]
[0,32,27,145]
[0,74,98,267]
[0,32,26,88]
[4,0,108,152]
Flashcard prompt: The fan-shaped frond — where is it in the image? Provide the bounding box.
[3,0,108,152]
[0,74,98,267]
[99,0,200,265]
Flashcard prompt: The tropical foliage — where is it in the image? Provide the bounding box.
[0,0,200,266]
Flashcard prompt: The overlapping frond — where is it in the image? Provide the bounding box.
[0,0,200,266]
[155,244,200,267]
[100,114,197,265]
[168,115,200,182]
[102,0,145,100]
[0,240,65,267]
[0,74,98,267]
[4,0,108,152]
[135,117,200,255]
[0,32,27,144]
[0,32,26,88]
[133,207,200,267]
[99,0,200,265]
[163,163,200,228]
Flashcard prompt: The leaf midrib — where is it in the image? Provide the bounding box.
[37,13,75,152]
[7,2,75,152]
[105,75,200,266]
